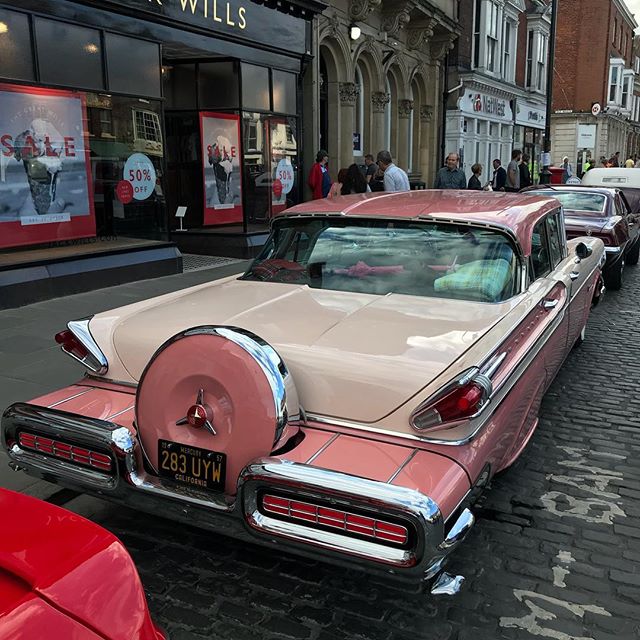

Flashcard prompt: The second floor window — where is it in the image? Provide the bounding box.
[486,1,499,73]
[609,65,620,103]
[536,35,547,92]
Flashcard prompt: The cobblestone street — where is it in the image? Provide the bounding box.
[1,263,639,640]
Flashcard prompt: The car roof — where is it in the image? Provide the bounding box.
[526,185,616,197]
[281,190,561,256]
[582,167,640,187]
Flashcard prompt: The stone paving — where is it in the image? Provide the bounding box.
[1,261,639,640]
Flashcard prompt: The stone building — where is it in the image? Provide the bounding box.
[444,0,551,183]
[303,0,458,191]
[551,0,638,169]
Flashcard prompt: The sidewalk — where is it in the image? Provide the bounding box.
[0,258,249,498]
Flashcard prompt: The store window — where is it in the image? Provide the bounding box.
[87,94,166,239]
[0,8,34,81]
[272,69,296,115]
[35,18,104,90]
[200,62,239,110]
[242,64,270,111]
[106,33,161,98]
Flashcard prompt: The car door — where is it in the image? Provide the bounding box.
[618,191,639,247]
[537,211,573,385]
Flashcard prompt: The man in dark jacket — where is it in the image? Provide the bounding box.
[519,153,532,189]
[492,159,507,191]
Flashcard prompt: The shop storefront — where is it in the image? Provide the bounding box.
[445,87,514,182]
[514,99,546,184]
[0,0,324,304]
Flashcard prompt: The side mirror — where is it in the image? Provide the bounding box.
[576,242,592,260]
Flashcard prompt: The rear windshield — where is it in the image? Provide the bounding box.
[241,218,519,303]
[528,190,606,213]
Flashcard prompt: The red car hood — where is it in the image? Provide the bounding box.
[0,490,162,640]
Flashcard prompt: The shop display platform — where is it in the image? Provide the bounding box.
[171,225,269,259]
[0,238,182,309]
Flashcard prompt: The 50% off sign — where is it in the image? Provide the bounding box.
[122,153,157,201]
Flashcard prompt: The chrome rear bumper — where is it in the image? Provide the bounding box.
[2,402,474,582]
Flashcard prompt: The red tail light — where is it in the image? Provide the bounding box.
[411,372,491,431]
[19,432,113,472]
[55,329,90,361]
[261,494,409,545]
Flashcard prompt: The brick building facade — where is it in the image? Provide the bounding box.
[551,0,639,170]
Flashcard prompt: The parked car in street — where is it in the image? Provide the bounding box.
[2,191,604,594]
[581,167,640,211]
[523,185,639,290]
[0,488,164,640]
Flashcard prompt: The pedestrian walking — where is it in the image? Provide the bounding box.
[625,156,635,168]
[363,154,377,185]
[519,153,532,189]
[492,159,507,191]
[433,152,466,189]
[308,150,331,199]
[376,150,410,192]
[341,163,370,195]
[610,151,620,167]
[561,156,573,184]
[582,157,592,174]
[505,149,521,192]
[467,163,483,190]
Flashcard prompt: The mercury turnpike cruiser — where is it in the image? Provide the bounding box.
[0,489,164,639]
[524,185,640,290]
[1,191,605,594]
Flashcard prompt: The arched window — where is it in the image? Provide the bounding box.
[384,76,391,151]
[354,66,364,156]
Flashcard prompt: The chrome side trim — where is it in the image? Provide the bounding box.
[66,319,109,375]
[386,449,418,484]
[605,246,622,254]
[47,388,94,408]
[107,405,135,421]
[305,432,339,464]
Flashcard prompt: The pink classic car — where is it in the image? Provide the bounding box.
[2,191,605,594]
[0,488,164,639]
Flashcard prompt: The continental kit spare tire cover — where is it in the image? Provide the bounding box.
[135,326,299,495]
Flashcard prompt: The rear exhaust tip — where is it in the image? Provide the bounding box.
[430,571,465,596]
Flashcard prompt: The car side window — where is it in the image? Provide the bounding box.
[546,212,564,266]
[531,219,552,280]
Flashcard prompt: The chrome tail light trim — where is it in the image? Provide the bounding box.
[63,319,108,375]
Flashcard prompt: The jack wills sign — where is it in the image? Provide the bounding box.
[81,0,308,53]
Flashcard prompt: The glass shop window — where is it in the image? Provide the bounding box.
[86,93,166,239]
[242,64,270,111]
[163,64,197,110]
[105,33,161,98]
[272,70,296,115]
[35,18,104,90]
[199,61,240,110]
[0,8,35,81]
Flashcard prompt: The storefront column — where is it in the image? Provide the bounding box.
[397,99,413,172]
[371,91,389,156]
[424,61,441,182]
[419,105,433,181]
[339,82,358,170]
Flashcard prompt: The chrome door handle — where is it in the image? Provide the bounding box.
[570,272,579,280]
[542,299,559,309]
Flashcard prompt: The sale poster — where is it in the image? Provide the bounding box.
[0,83,95,249]
[200,112,243,225]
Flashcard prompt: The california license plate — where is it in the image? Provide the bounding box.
[157,439,226,492]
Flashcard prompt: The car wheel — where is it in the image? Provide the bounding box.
[604,257,624,290]
[626,241,640,266]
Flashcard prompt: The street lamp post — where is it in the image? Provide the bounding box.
[540,0,558,184]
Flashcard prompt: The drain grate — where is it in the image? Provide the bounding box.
[182,254,244,272]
